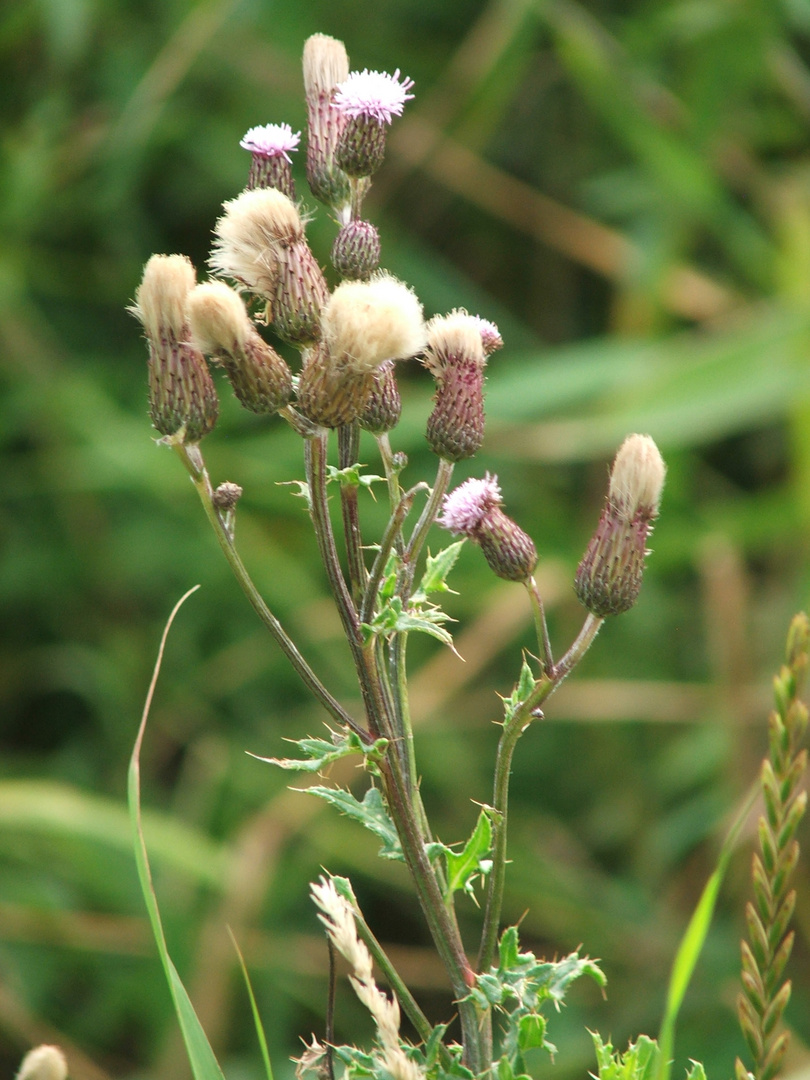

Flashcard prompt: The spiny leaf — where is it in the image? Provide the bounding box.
[444,807,494,901]
[251,728,387,772]
[413,541,464,599]
[306,785,403,860]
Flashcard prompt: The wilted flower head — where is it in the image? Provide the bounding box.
[423,310,491,462]
[333,69,414,124]
[130,254,218,443]
[186,281,292,415]
[240,123,301,197]
[322,273,426,373]
[297,273,425,427]
[209,188,303,299]
[574,434,666,617]
[440,474,537,583]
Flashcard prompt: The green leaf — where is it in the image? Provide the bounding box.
[590,1033,661,1080]
[251,728,388,772]
[306,785,404,859]
[327,463,386,492]
[362,596,457,649]
[413,541,465,599]
[517,1012,547,1053]
[444,807,494,901]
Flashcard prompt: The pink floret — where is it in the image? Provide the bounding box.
[333,69,415,124]
[240,123,301,162]
[439,474,502,536]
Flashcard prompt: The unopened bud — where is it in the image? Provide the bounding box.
[240,123,300,199]
[439,474,537,582]
[129,254,218,443]
[303,34,352,211]
[16,1045,68,1080]
[186,281,292,414]
[333,69,414,179]
[423,310,493,461]
[358,360,401,434]
[212,482,243,511]
[332,219,381,279]
[574,434,666,616]
[297,273,425,427]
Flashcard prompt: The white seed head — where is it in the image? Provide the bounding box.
[16,1045,68,1080]
[423,310,486,376]
[609,433,666,518]
[209,188,303,297]
[131,254,196,340]
[322,272,426,373]
[303,33,349,96]
[186,281,253,356]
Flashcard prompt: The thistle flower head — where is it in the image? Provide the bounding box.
[608,433,666,521]
[440,474,537,582]
[186,280,293,415]
[209,188,303,298]
[423,310,490,461]
[322,272,426,374]
[575,434,666,617]
[439,474,502,535]
[303,34,352,210]
[130,254,219,443]
[423,310,487,377]
[130,253,195,342]
[240,123,301,162]
[334,68,414,124]
[303,33,349,97]
[186,280,252,356]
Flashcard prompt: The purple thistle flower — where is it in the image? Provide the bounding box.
[440,474,537,583]
[240,123,301,163]
[439,475,502,536]
[333,69,414,125]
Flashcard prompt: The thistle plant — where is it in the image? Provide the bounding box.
[118,31,807,1080]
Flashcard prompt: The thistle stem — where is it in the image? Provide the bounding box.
[402,458,454,601]
[305,432,389,739]
[172,442,365,739]
[526,575,554,675]
[337,422,367,603]
[477,676,554,973]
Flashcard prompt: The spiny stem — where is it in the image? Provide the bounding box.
[172,442,365,739]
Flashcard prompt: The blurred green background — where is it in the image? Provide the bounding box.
[3,0,810,1077]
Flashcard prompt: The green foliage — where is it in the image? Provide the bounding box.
[471,927,605,1071]
[254,728,388,772]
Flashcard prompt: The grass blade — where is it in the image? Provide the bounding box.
[128,585,227,1080]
